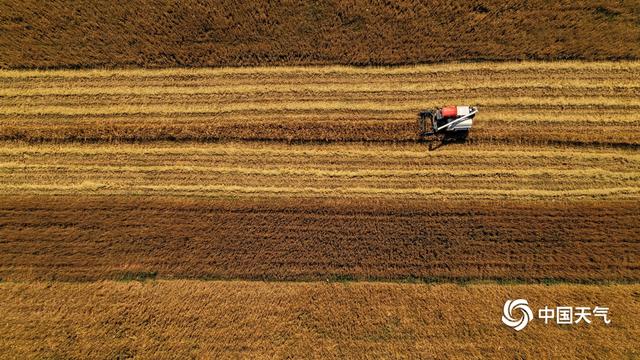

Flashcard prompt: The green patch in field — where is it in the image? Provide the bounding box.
[118,271,158,282]
[595,6,621,20]
[325,274,357,283]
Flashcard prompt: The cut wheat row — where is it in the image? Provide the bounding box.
[1,141,637,156]
[3,183,639,200]
[2,97,639,115]
[3,80,640,96]
[4,163,638,178]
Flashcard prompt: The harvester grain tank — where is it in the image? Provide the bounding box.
[418,105,478,140]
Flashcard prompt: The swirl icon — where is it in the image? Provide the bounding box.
[502,299,533,331]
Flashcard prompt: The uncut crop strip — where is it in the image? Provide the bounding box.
[1,281,638,359]
[1,61,640,146]
[1,142,639,200]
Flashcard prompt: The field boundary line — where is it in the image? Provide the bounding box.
[1,61,640,78]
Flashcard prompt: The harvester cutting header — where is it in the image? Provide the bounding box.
[418,105,478,140]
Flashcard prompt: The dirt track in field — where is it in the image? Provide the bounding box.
[0,61,639,283]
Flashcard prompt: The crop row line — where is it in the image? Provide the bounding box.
[1,61,639,78]
[3,183,639,199]
[3,97,640,115]
[3,82,640,97]
[2,163,638,179]
[5,115,640,124]
[1,143,636,159]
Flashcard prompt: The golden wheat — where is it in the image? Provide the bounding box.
[1,280,638,359]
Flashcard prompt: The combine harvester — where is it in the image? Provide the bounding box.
[418,105,478,144]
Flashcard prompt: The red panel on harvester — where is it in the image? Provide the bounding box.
[441,106,457,117]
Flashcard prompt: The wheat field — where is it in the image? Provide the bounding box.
[1,61,639,358]
[1,281,639,359]
[2,61,640,144]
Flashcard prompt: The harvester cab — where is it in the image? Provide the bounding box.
[418,105,478,141]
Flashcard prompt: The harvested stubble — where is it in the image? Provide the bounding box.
[1,142,640,199]
[1,61,640,146]
[1,194,638,282]
[1,62,639,283]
